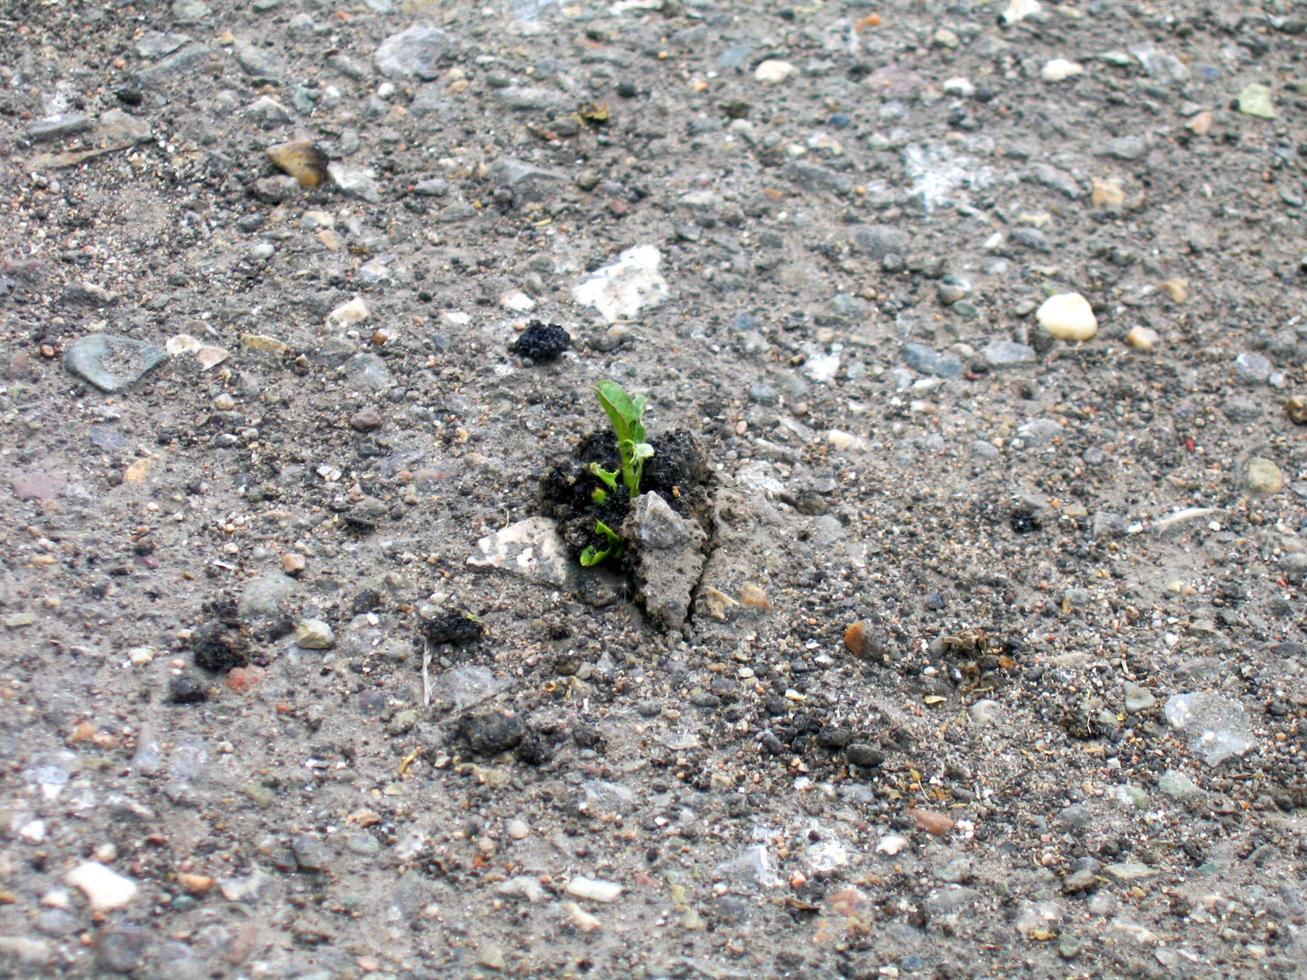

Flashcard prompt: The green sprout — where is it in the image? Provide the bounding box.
[592,380,654,497]
[581,381,655,567]
[580,520,622,567]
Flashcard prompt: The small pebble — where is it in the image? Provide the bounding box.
[1037,293,1098,341]
[295,619,336,649]
[754,60,795,84]
[1041,58,1084,81]
[566,876,622,903]
[1126,326,1158,351]
[65,863,137,911]
[1244,457,1284,495]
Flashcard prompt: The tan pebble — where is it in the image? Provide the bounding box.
[844,621,874,658]
[562,900,601,932]
[1186,110,1212,135]
[1091,176,1125,208]
[266,140,329,190]
[1160,277,1188,303]
[178,873,213,895]
[739,583,770,609]
[282,553,306,575]
[1127,326,1159,351]
[123,459,152,484]
[1285,396,1307,425]
[907,808,956,836]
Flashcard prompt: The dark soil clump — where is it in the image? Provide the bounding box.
[420,610,483,646]
[510,320,572,363]
[540,427,713,565]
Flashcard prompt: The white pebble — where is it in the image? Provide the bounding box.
[326,295,370,330]
[876,834,909,855]
[65,862,138,911]
[754,59,795,84]
[565,876,622,903]
[1041,59,1084,82]
[562,900,601,932]
[1037,293,1098,341]
[505,818,529,840]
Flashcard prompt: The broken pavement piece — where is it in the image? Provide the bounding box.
[623,492,706,630]
[571,245,668,323]
[467,516,573,588]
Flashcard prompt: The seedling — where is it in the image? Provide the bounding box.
[591,380,654,497]
[579,381,655,567]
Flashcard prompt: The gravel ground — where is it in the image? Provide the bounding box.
[1,0,1305,976]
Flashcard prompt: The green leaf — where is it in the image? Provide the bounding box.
[595,381,637,444]
[594,519,621,544]
[593,380,654,497]
[580,544,610,567]
[589,462,619,492]
[591,487,608,505]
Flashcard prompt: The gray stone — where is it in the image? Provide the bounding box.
[1234,351,1272,384]
[343,353,394,390]
[489,157,565,202]
[243,96,292,124]
[1105,862,1155,882]
[327,163,381,203]
[97,923,152,974]
[714,845,779,889]
[237,572,300,619]
[1102,135,1146,160]
[1062,869,1098,894]
[1158,769,1203,802]
[1029,162,1083,199]
[414,177,449,196]
[135,31,190,58]
[375,24,449,80]
[291,835,332,872]
[623,492,706,630]
[136,43,211,86]
[1123,682,1156,714]
[1016,418,1062,447]
[253,175,301,203]
[96,110,152,144]
[234,41,283,83]
[171,0,210,24]
[65,335,167,392]
[495,86,565,111]
[27,112,93,143]
[854,224,910,260]
[902,342,963,379]
[982,340,1036,368]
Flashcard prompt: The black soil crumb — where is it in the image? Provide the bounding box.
[191,598,250,673]
[511,320,571,363]
[420,610,483,646]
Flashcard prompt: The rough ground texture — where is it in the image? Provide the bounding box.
[1,0,1305,976]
